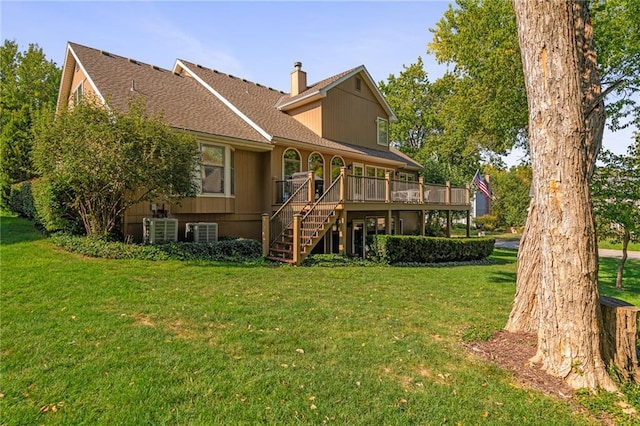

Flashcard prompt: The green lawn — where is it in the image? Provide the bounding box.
[2,215,639,425]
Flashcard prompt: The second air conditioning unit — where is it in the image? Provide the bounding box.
[186,222,218,243]
[143,217,178,244]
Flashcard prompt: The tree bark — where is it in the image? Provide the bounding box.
[505,200,539,333]
[512,0,616,390]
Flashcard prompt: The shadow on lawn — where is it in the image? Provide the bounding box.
[0,215,46,245]
[598,257,640,302]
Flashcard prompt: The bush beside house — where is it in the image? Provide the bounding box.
[369,235,495,265]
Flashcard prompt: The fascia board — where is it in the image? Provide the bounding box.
[175,60,273,143]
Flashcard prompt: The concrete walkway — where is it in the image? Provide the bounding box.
[494,239,640,260]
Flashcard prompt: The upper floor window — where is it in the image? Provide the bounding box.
[330,156,345,181]
[283,148,301,179]
[377,117,388,146]
[308,152,324,179]
[73,83,83,106]
[200,144,234,196]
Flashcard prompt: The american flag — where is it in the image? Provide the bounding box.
[473,170,491,199]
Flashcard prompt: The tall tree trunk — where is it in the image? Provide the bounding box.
[512,0,615,390]
[616,230,630,289]
[505,200,539,333]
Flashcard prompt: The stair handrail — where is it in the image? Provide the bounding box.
[270,176,311,244]
[300,175,343,247]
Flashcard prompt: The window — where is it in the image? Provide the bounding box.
[398,172,417,182]
[73,83,83,105]
[330,156,345,181]
[308,152,324,178]
[355,77,362,92]
[377,117,388,146]
[283,148,301,179]
[200,144,234,196]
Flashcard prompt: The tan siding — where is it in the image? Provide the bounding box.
[68,64,96,106]
[288,100,322,136]
[322,75,388,148]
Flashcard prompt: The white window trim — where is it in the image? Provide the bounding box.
[198,143,234,198]
[376,117,389,146]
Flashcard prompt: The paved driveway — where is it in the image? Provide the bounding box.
[494,239,640,260]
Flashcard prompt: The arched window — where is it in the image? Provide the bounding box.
[283,148,301,179]
[330,156,345,181]
[308,152,324,179]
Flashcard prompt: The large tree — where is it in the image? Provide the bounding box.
[512,0,615,390]
[591,148,640,289]
[33,97,201,238]
[0,40,60,206]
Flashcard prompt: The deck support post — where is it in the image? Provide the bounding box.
[293,214,302,265]
[308,171,315,203]
[386,210,392,235]
[421,210,426,236]
[466,209,471,238]
[446,210,451,238]
[385,171,391,203]
[339,211,347,255]
[339,167,346,201]
[262,213,270,256]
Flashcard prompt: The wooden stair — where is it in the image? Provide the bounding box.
[267,211,339,264]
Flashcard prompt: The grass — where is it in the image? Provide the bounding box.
[2,215,640,425]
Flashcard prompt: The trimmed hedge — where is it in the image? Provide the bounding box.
[51,234,263,263]
[9,181,37,220]
[368,235,495,265]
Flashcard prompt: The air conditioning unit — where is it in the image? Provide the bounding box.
[143,218,178,244]
[185,222,218,243]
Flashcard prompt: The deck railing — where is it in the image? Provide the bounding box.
[270,176,310,244]
[424,184,447,204]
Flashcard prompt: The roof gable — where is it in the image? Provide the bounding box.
[58,42,269,145]
[276,65,397,122]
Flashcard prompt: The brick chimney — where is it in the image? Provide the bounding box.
[290,61,307,96]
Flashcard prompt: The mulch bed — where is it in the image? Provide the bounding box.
[466,331,575,399]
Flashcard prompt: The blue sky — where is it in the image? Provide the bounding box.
[1,0,636,161]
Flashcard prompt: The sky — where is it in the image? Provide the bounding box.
[1,0,637,163]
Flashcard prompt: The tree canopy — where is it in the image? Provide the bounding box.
[33,97,201,238]
[0,39,60,206]
[380,0,639,177]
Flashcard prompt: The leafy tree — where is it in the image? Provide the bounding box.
[428,0,528,157]
[591,148,640,288]
[33,97,201,239]
[485,165,532,228]
[428,0,640,159]
[378,58,438,157]
[0,40,60,207]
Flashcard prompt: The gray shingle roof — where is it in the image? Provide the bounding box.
[69,42,421,169]
[69,43,268,144]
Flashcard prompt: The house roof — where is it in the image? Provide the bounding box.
[61,43,269,146]
[60,42,421,169]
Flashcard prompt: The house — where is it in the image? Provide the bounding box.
[57,42,471,263]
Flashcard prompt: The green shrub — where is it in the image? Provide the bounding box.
[32,178,83,234]
[50,234,262,263]
[368,235,495,265]
[9,181,37,219]
[474,214,499,231]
